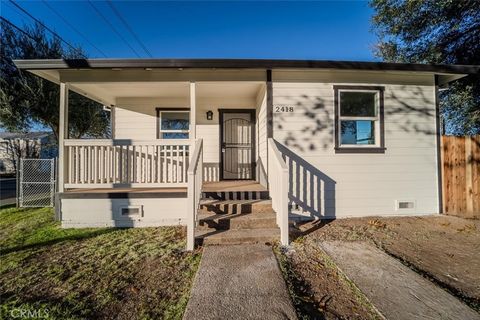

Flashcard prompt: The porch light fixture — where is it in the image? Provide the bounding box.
[206,110,213,120]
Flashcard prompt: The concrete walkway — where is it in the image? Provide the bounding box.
[321,241,480,320]
[183,244,297,320]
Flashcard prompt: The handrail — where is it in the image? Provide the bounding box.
[186,139,203,250]
[267,138,289,246]
[268,138,288,172]
[64,139,190,146]
[187,139,203,174]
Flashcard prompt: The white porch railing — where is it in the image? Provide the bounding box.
[186,139,203,250]
[64,139,190,188]
[267,138,289,246]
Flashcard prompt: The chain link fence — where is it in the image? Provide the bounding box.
[19,159,56,207]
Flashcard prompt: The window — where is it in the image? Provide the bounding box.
[334,86,385,153]
[157,109,190,139]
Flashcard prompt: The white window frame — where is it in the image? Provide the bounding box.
[337,89,380,148]
[157,109,190,139]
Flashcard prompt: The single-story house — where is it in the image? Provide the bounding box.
[13,58,479,249]
[0,131,56,175]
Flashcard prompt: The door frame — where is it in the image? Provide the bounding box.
[219,109,256,181]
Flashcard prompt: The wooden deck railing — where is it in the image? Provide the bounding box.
[267,138,289,246]
[187,139,203,250]
[64,139,190,188]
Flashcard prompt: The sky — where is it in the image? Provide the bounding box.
[1,1,378,61]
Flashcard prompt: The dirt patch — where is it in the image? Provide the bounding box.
[274,241,381,319]
[293,215,480,311]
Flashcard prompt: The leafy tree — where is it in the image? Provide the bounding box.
[0,20,110,140]
[370,0,480,135]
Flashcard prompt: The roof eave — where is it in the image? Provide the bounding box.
[13,58,480,75]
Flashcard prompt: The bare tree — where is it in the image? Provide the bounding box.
[2,138,41,172]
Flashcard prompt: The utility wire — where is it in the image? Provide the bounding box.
[1,17,36,41]
[41,0,107,58]
[0,17,50,60]
[7,0,85,57]
[87,0,141,58]
[106,0,152,58]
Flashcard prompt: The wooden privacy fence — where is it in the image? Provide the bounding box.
[442,135,480,219]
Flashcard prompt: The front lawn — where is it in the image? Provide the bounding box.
[0,207,201,320]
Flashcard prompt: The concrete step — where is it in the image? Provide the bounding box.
[202,190,270,201]
[196,228,280,246]
[197,211,277,230]
[199,199,274,215]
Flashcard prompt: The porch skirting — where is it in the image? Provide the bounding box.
[61,218,187,228]
[58,190,188,228]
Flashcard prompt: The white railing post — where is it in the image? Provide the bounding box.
[187,170,195,250]
[268,138,289,246]
[280,166,289,245]
[186,139,203,251]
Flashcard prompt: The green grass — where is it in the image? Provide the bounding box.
[0,207,201,320]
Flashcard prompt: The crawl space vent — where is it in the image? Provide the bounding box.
[120,206,143,217]
[396,201,415,210]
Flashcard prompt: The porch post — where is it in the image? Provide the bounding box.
[266,69,273,138]
[186,81,196,250]
[266,70,273,188]
[190,82,196,139]
[58,82,69,193]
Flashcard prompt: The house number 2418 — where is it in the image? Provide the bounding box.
[275,106,294,113]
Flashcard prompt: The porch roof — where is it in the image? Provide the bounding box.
[13,58,480,75]
[13,59,479,103]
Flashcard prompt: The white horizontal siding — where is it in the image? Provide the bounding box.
[114,97,188,140]
[273,77,439,218]
[273,70,434,86]
[61,197,188,228]
[256,85,268,186]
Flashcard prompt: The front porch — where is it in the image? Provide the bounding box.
[51,71,289,249]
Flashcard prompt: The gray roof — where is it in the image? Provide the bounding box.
[0,131,52,140]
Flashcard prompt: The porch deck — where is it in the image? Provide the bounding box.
[62,187,187,199]
[202,180,267,192]
[64,180,267,195]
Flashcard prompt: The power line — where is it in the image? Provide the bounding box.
[7,0,85,57]
[1,17,35,41]
[41,0,107,58]
[87,0,141,58]
[106,0,152,58]
[0,17,51,58]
